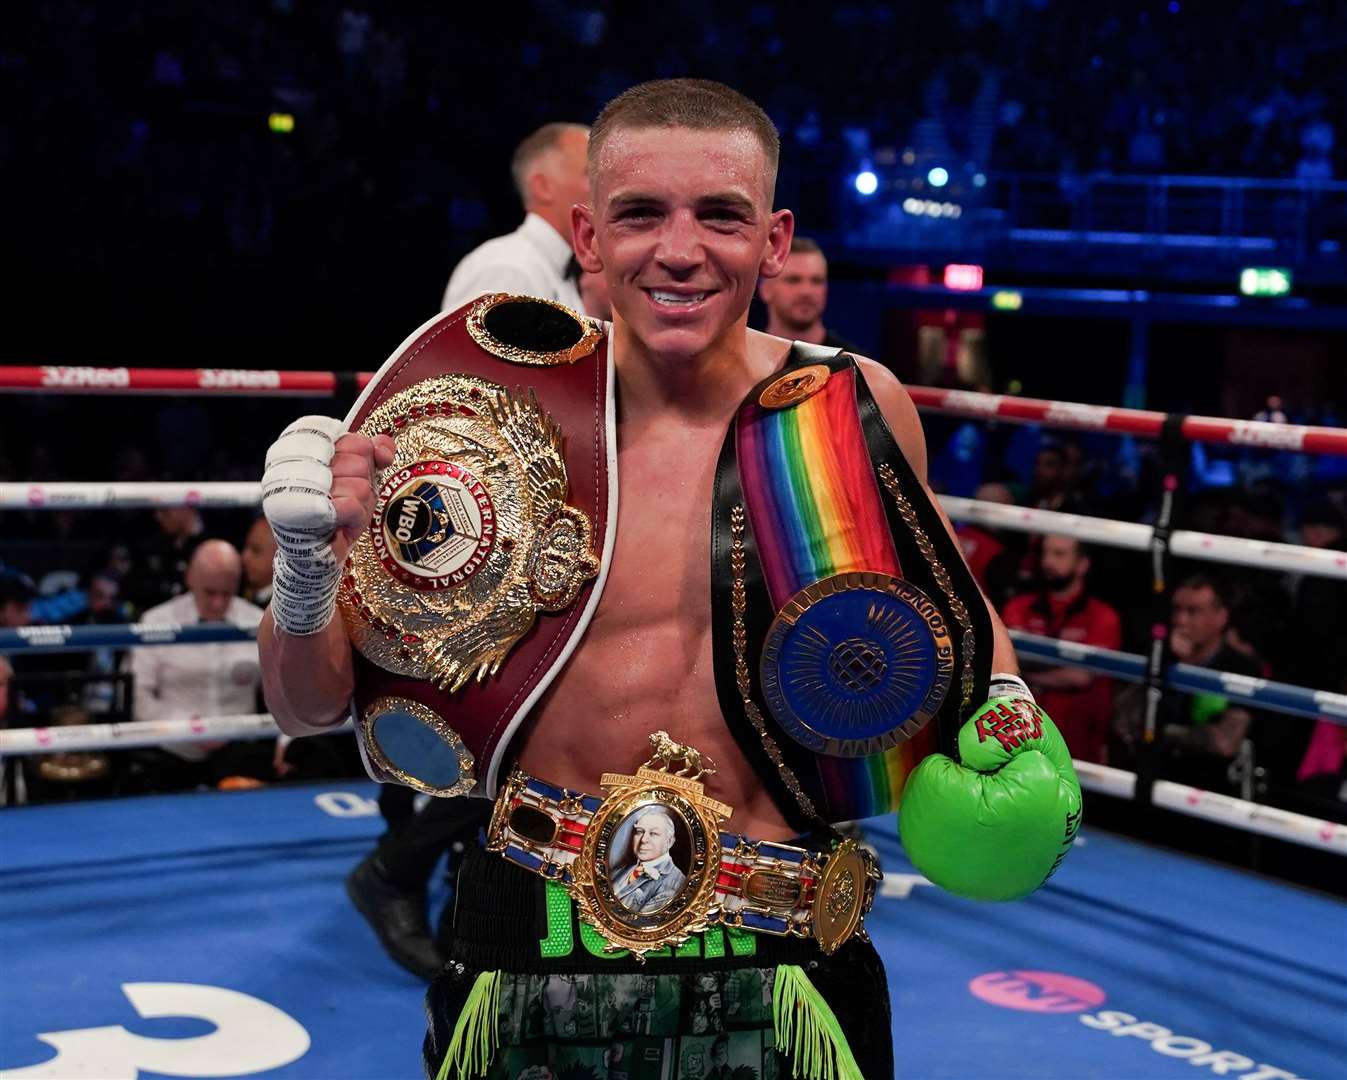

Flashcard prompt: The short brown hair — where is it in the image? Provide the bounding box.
[790,236,822,256]
[511,122,588,203]
[590,79,780,198]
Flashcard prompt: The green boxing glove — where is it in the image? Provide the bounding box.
[898,696,1082,901]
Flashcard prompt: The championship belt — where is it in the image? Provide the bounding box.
[710,344,992,826]
[486,732,880,959]
[338,294,616,798]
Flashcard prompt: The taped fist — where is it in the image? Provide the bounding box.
[261,416,395,636]
[898,697,1082,901]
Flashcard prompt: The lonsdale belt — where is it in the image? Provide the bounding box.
[485,732,880,961]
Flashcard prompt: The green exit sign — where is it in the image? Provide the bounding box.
[1239,267,1291,297]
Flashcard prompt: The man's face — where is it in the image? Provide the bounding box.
[155,507,198,539]
[575,126,792,360]
[1039,536,1084,589]
[1033,450,1066,494]
[188,562,240,622]
[761,250,827,331]
[1171,586,1227,653]
[1303,522,1344,550]
[88,576,120,616]
[631,813,675,863]
[241,520,277,590]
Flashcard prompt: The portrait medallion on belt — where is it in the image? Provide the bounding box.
[760,570,954,756]
[571,732,733,960]
[338,373,600,692]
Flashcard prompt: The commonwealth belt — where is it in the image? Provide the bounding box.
[485,732,879,961]
[709,344,993,827]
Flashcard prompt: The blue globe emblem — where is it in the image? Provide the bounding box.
[760,573,953,756]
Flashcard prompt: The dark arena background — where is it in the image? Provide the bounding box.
[3,3,1346,1079]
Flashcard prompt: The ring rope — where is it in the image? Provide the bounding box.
[1013,630,1347,724]
[0,713,296,754]
[942,496,1347,579]
[0,712,1339,855]
[1,481,264,510]
[0,622,256,654]
[905,385,1347,456]
[1071,762,1347,855]
[8,483,1343,581]
[3,363,1344,455]
[2,622,1342,726]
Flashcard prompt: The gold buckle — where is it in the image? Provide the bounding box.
[567,732,734,961]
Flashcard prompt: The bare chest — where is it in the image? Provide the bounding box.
[514,425,791,835]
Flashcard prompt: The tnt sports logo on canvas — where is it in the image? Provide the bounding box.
[968,970,1106,1013]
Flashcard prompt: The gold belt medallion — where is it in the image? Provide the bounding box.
[338,374,600,691]
[572,733,733,960]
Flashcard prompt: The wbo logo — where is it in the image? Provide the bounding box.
[968,970,1107,1013]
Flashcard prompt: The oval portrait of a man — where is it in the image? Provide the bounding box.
[607,803,692,916]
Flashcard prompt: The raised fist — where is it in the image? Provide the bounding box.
[261,417,395,565]
[261,416,395,635]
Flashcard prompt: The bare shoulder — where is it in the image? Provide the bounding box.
[851,355,929,480]
[746,326,795,370]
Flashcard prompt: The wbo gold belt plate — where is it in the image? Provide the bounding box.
[338,373,600,692]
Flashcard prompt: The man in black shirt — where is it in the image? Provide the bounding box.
[757,235,858,353]
[1156,574,1264,793]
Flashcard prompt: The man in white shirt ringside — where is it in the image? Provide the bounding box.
[440,122,590,314]
[126,539,265,787]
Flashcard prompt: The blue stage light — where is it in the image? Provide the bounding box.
[855,170,878,196]
[927,166,949,188]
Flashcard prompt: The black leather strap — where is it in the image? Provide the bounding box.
[851,362,993,757]
[710,343,994,824]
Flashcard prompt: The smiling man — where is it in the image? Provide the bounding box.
[258,79,1080,1080]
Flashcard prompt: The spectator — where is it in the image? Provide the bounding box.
[124,539,267,791]
[1132,574,1265,794]
[441,122,590,314]
[956,481,1021,607]
[80,573,131,715]
[0,571,34,629]
[1002,536,1121,764]
[1288,494,1347,688]
[757,235,858,352]
[125,505,208,615]
[1030,443,1085,515]
[240,516,276,607]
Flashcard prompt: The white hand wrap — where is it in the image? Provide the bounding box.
[262,416,347,636]
[988,672,1036,705]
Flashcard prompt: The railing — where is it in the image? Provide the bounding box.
[833,169,1347,278]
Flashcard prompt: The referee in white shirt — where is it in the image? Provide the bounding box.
[441,122,590,314]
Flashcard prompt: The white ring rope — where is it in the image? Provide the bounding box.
[0,713,287,753]
[0,481,262,510]
[942,496,1347,579]
[1011,630,1347,724]
[1,714,1339,854]
[1071,762,1347,854]
[6,483,1344,581]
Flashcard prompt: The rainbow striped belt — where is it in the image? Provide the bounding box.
[711,345,989,825]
